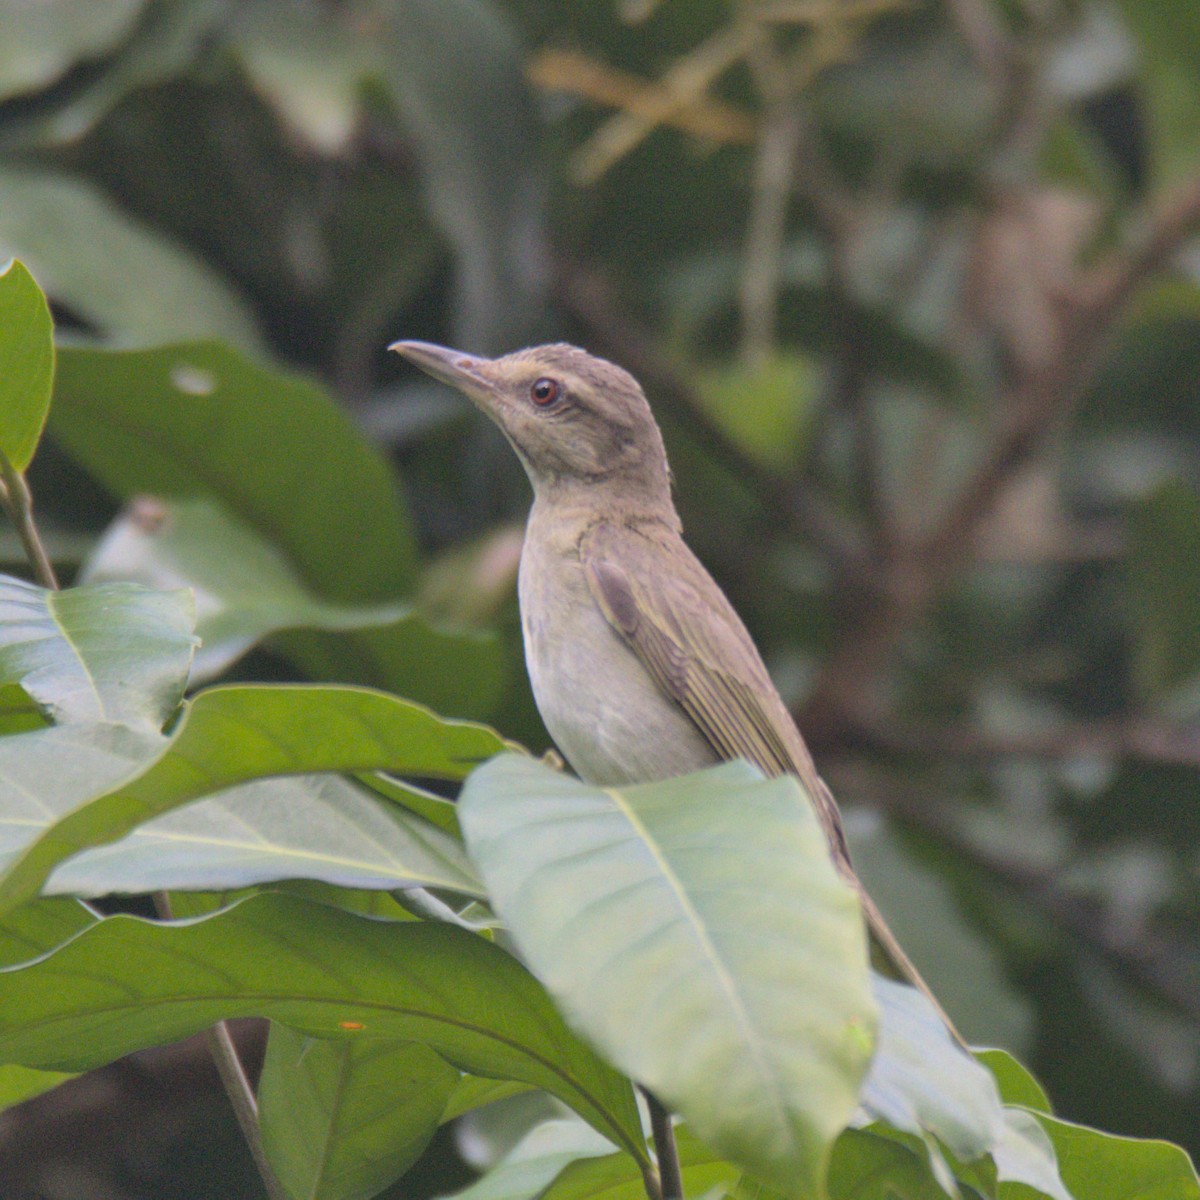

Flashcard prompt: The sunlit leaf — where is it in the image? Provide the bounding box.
[0,574,196,729]
[460,754,876,1196]
[0,683,499,914]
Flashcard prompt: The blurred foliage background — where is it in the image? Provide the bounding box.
[2,0,1200,1196]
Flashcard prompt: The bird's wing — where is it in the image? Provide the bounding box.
[580,520,964,1041]
[580,520,852,872]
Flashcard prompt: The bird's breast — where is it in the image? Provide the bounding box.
[517,527,716,787]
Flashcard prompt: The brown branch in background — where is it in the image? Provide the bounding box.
[801,167,1200,737]
[739,98,806,365]
[558,22,767,184]
[527,49,759,148]
[862,717,1200,771]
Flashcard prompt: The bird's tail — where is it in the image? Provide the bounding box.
[804,772,967,1047]
[856,881,967,1048]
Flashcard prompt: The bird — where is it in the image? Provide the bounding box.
[391,337,956,1036]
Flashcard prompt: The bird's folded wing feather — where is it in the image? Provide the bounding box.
[580,521,852,872]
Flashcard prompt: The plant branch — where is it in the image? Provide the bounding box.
[860,716,1200,771]
[0,451,58,590]
[641,1087,683,1200]
[152,893,288,1200]
[801,173,1200,734]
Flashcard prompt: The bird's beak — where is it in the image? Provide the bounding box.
[389,340,498,410]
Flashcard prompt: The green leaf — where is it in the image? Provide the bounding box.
[46,771,480,901]
[0,169,262,350]
[0,683,500,914]
[3,0,232,148]
[440,1076,535,1125]
[1127,481,1200,701]
[232,0,368,155]
[1035,1113,1200,1200]
[0,574,196,729]
[439,1117,620,1200]
[0,893,647,1166]
[83,496,504,714]
[696,354,817,472]
[0,576,196,875]
[975,1049,1053,1115]
[541,1125,743,1200]
[259,1024,459,1200]
[1117,1,1200,192]
[860,980,1069,1200]
[860,978,1003,1165]
[828,1128,947,1200]
[0,259,54,472]
[0,1063,75,1110]
[51,342,416,601]
[0,896,96,966]
[459,754,877,1196]
[0,0,145,100]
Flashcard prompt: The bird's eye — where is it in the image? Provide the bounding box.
[530,377,561,407]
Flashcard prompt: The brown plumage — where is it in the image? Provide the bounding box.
[392,337,959,1040]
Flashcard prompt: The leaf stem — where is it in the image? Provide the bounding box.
[642,1087,683,1200]
[0,450,58,589]
[153,892,288,1200]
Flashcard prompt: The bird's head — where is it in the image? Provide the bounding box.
[391,340,674,513]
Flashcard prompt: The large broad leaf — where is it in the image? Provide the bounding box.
[1035,1114,1200,1200]
[82,496,502,711]
[459,754,876,1197]
[45,771,481,901]
[860,979,1069,1200]
[0,0,145,100]
[259,1024,459,1200]
[0,576,196,857]
[0,574,196,730]
[0,170,262,350]
[0,897,96,1114]
[3,0,232,149]
[51,342,416,602]
[0,259,53,472]
[0,896,97,966]
[0,893,648,1169]
[0,683,501,914]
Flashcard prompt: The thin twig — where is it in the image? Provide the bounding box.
[641,1088,683,1200]
[571,20,766,183]
[739,97,806,366]
[863,717,1200,771]
[151,893,288,1200]
[0,450,58,589]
